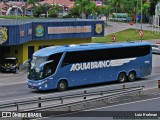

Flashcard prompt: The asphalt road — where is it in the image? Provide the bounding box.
[44,96,160,120]
[105,21,156,36]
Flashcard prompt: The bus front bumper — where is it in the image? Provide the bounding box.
[27,80,57,90]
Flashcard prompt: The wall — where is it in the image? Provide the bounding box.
[4,45,23,64]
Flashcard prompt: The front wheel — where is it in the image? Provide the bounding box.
[128,71,136,82]
[117,72,127,83]
[57,80,67,91]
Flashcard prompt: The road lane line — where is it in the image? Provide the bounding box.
[0,81,26,86]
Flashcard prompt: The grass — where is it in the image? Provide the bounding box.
[92,28,160,43]
[0,16,36,20]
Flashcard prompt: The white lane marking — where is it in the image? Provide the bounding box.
[86,96,160,111]
[0,89,29,95]
[0,81,26,86]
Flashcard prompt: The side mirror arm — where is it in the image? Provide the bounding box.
[23,59,31,68]
[39,60,53,71]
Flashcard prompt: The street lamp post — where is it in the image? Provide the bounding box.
[136,0,143,41]
[136,0,138,30]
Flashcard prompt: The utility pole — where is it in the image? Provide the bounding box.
[136,0,138,30]
[140,0,142,42]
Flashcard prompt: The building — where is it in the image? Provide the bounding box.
[0,18,104,64]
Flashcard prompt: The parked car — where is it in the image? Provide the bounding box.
[151,44,160,54]
[0,57,19,73]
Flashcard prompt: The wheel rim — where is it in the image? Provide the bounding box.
[120,75,125,82]
[130,74,134,80]
[60,82,65,89]
[129,73,135,81]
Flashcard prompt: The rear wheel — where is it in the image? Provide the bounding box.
[117,72,127,83]
[128,71,136,82]
[57,80,67,91]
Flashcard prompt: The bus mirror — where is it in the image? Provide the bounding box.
[39,60,53,71]
[23,59,31,68]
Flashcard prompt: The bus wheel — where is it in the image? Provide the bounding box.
[57,80,67,91]
[118,72,127,83]
[128,71,136,82]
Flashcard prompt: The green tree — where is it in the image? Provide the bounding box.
[142,2,150,22]
[33,5,43,17]
[48,5,62,18]
[74,0,92,18]
[95,6,105,19]
[33,4,50,18]
[25,0,39,8]
[149,0,160,16]
[123,0,137,15]
[71,0,107,19]
[67,6,81,18]
[25,0,39,16]
[109,0,125,13]
[41,3,50,18]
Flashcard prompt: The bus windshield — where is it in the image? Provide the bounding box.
[28,56,48,80]
[28,52,63,80]
[31,56,48,72]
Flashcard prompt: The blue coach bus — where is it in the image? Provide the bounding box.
[26,42,152,91]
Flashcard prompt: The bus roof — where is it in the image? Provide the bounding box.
[33,42,151,57]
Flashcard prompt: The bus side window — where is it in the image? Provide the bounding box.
[44,63,53,77]
[44,53,63,76]
[61,45,150,67]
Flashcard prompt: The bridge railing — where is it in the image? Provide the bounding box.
[0,86,144,115]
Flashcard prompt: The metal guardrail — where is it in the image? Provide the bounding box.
[0,86,144,115]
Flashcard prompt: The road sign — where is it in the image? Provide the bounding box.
[111,35,116,42]
[139,30,144,37]
[130,21,134,26]
[132,15,136,19]
[137,15,141,19]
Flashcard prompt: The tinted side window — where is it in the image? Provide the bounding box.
[44,53,63,77]
[48,53,63,63]
[62,45,150,66]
